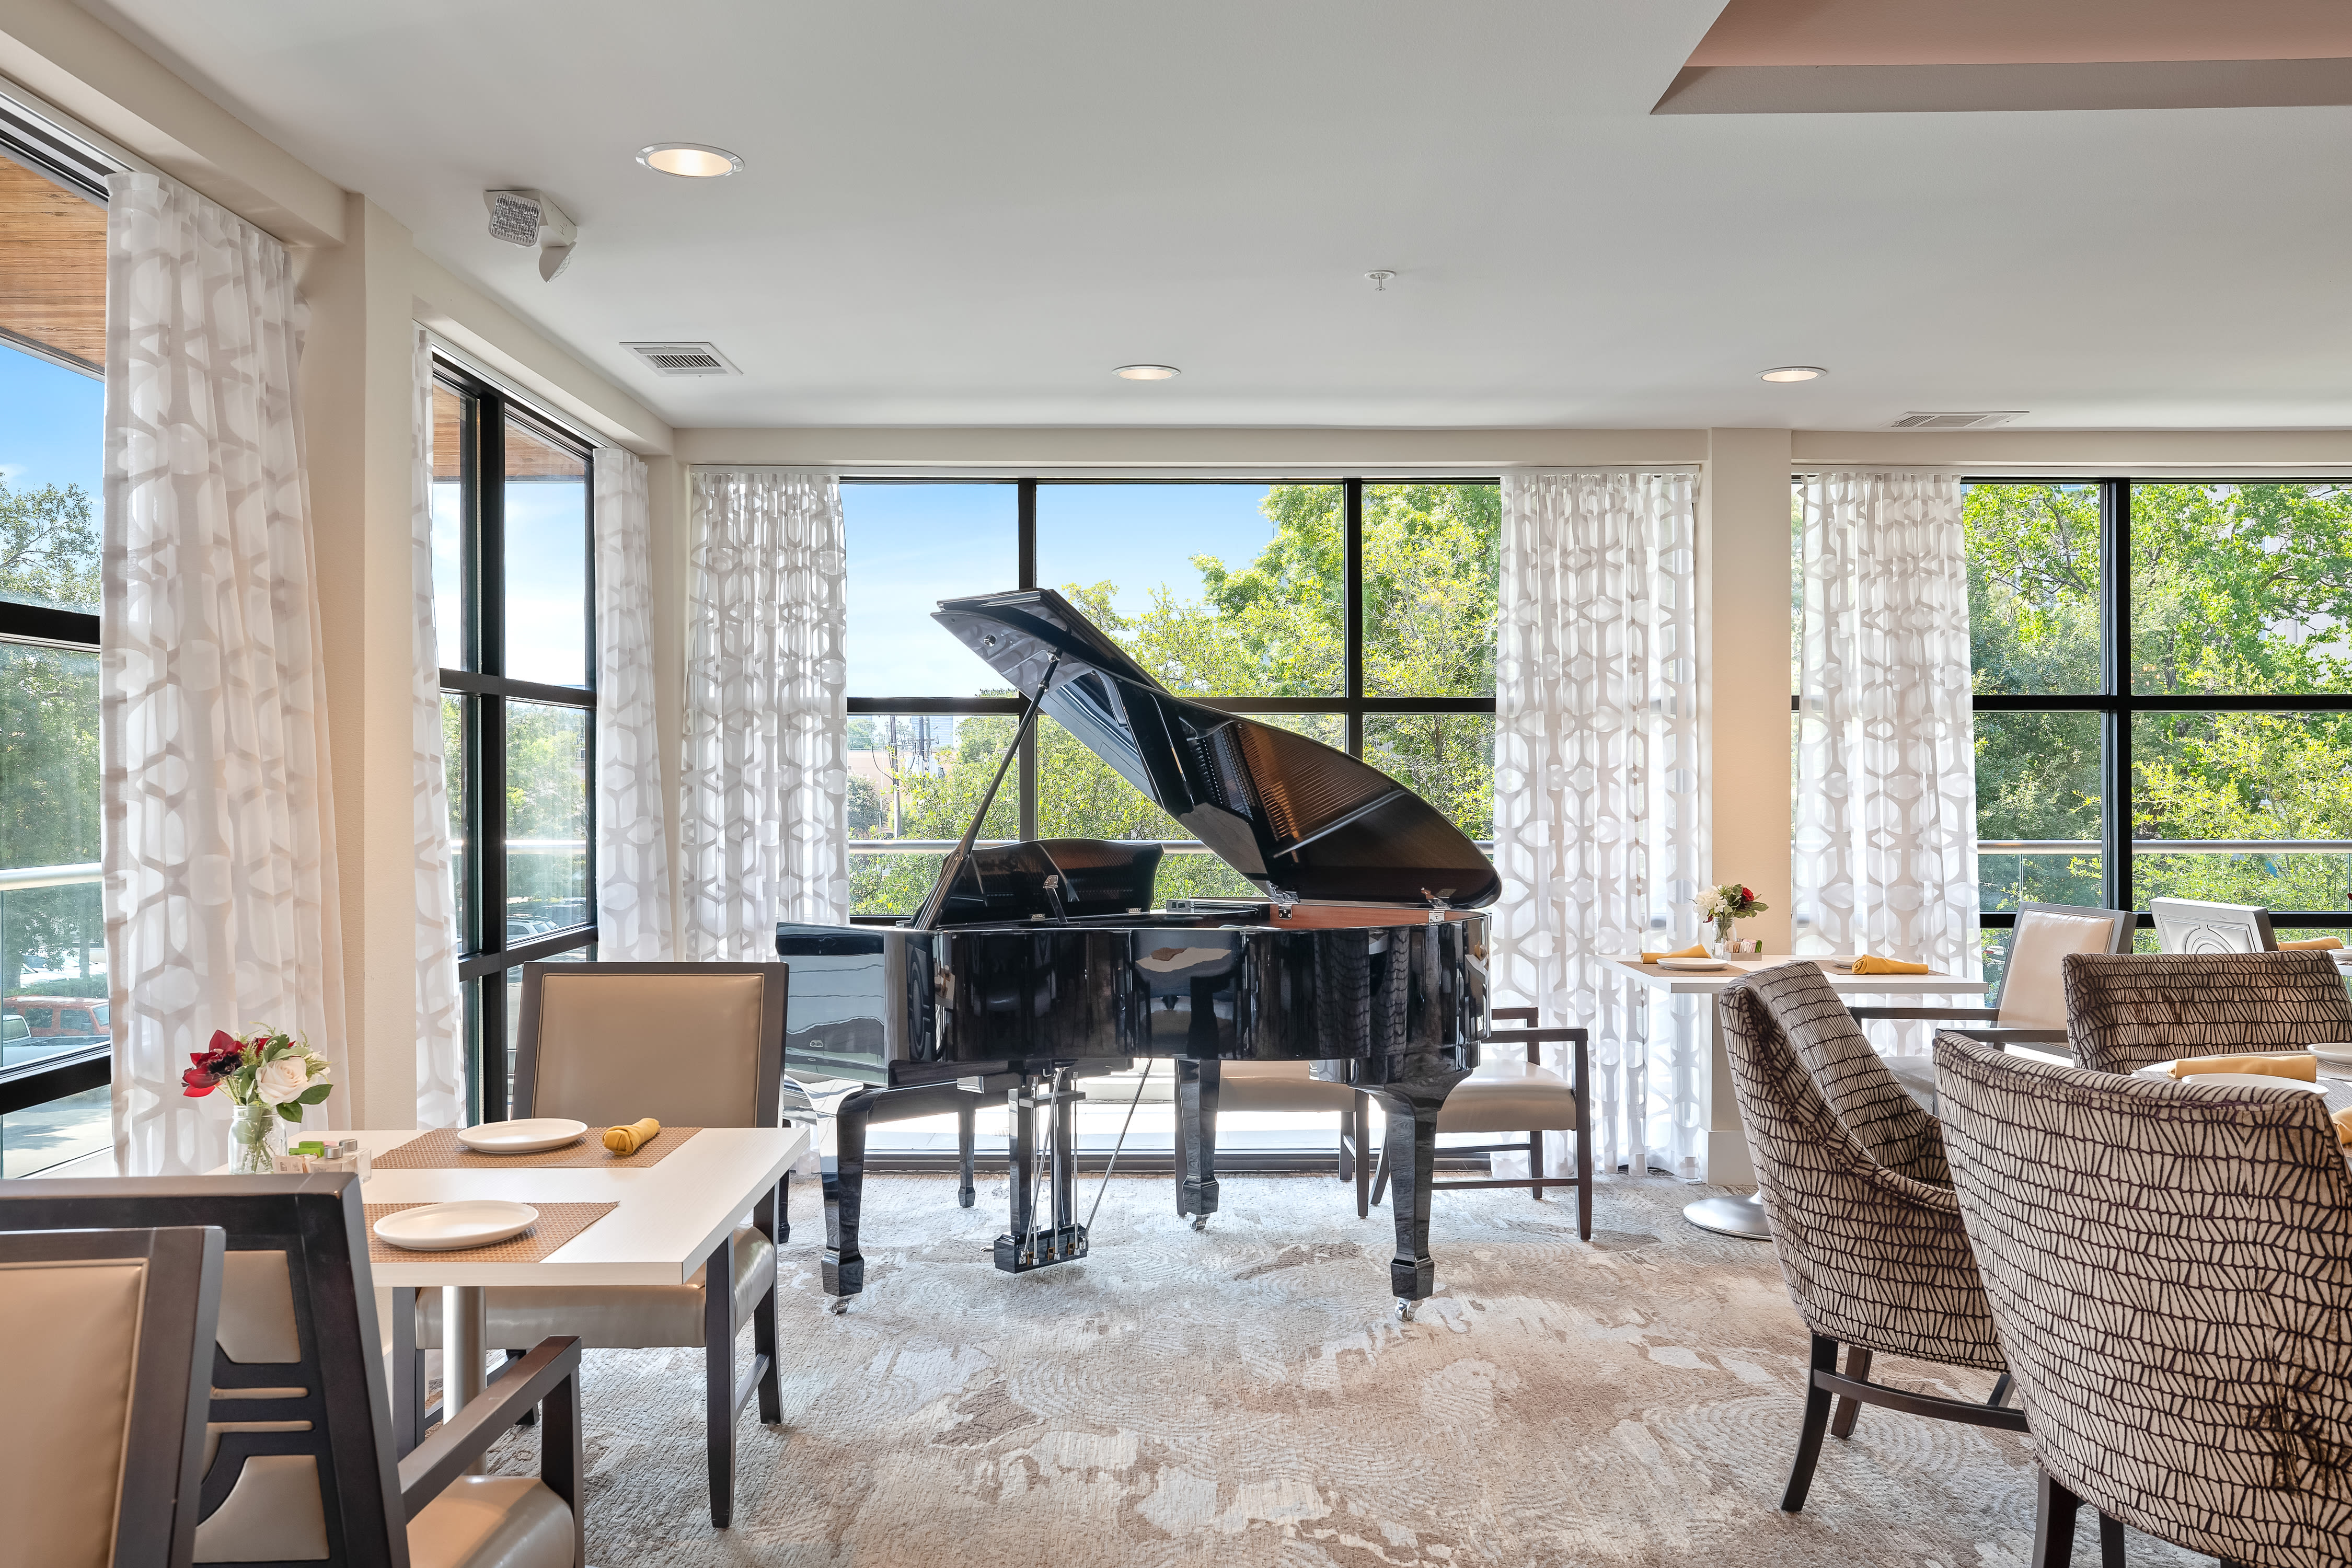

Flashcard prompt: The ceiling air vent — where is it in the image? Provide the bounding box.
[1890,410,2024,430]
[622,341,739,377]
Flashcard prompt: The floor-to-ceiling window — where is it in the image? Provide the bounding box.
[0,108,112,1175]
[1968,479,2352,980]
[840,476,1500,1158]
[430,360,597,1123]
[844,477,1499,914]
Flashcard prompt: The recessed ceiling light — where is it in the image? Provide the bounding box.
[638,143,743,178]
[1759,365,1827,383]
[1114,364,1180,381]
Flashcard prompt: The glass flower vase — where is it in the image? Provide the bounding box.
[229,1101,282,1174]
[1709,917,1737,959]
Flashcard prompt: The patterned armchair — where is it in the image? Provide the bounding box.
[2061,950,2352,1076]
[1934,1032,2352,1568]
[1716,963,2026,1516]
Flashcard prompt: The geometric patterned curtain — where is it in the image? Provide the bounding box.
[593,447,672,959]
[680,468,848,957]
[1793,471,1980,990]
[101,171,347,1173]
[1493,468,1705,1181]
[409,326,464,1127]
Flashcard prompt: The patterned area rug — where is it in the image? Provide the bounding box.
[485,1173,2204,1567]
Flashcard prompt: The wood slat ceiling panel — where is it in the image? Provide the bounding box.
[0,155,103,372]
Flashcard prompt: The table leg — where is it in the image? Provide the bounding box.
[442,1284,488,1473]
[1685,988,1774,1241]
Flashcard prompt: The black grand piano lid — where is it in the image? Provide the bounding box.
[933,588,1500,909]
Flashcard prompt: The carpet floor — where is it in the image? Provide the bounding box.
[483,1172,2206,1567]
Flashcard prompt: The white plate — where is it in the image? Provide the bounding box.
[2136,1065,2328,1094]
[1656,957,1731,972]
[373,1201,539,1252]
[455,1117,588,1155]
[2310,1044,2352,1067]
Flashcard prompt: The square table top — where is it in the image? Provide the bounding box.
[1610,955,1984,996]
[216,1125,807,1289]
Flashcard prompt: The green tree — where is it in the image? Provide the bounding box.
[0,478,103,996]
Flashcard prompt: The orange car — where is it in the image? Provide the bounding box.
[2,995,109,1046]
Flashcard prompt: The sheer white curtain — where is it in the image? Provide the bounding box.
[1793,471,1980,985]
[1492,469,1705,1182]
[594,447,672,959]
[682,469,848,957]
[410,328,464,1127]
[102,171,347,1174]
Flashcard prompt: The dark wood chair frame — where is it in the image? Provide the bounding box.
[0,1224,225,1568]
[0,1175,585,1568]
[392,958,790,1528]
[1848,901,2135,1050]
[1369,1006,1593,1241]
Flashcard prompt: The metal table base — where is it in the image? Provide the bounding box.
[1684,1191,1773,1240]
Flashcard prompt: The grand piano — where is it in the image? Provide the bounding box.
[777,588,1496,1319]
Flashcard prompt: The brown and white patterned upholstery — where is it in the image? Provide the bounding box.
[1933,1033,2352,1567]
[2061,950,2352,1076]
[1717,963,2003,1370]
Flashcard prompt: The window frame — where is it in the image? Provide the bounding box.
[0,117,109,1126]
[1964,474,2352,933]
[843,475,1500,850]
[432,356,598,1122]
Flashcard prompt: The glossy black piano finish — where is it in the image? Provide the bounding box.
[781,588,1497,1318]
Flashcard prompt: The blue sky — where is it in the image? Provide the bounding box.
[433,477,589,685]
[844,481,1279,696]
[0,343,103,497]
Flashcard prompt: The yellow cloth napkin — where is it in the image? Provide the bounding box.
[1641,945,1711,962]
[2169,1054,2318,1082]
[1850,955,1930,975]
[2282,936,2344,951]
[2334,1106,2352,1147]
[603,1117,662,1155]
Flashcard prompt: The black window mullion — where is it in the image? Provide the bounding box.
[2105,479,2132,919]
[1017,480,1038,841]
[1344,478,1364,755]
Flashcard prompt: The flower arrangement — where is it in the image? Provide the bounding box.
[1696,884,1769,924]
[182,1027,333,1173]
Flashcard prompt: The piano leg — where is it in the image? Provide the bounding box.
[822,1089,874,1310]
[1371,1068,1469,1319]
[1174,1058,1221,1229]
[957,1101,978,1208]
[1006,1081,1037,1244]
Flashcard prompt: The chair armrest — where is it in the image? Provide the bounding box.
[1938,1027,2071,1049]
[1848,1006,1997,1022]
[1488,1025,1587,1067]
[1868,1161,1962,1216]
[399,1335,581,1518]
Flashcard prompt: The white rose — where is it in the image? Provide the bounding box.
[253,1055,314,1106]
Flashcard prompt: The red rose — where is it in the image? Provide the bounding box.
[1738,886,1754,901]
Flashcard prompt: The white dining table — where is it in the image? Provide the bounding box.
[215,1123,808,1454]
[1610,956,1986,1241]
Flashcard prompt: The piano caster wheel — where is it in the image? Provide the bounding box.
[1190,1215,1207,1232]
[1396,1298,1416,1322]
[826,1297,849,1316]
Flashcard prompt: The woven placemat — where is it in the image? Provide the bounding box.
[373,1125,702,1170]
[365,1201,617,1265]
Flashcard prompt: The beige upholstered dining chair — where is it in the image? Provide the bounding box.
[1848,901,2134,1113]
[1202,1062,1374,1216]
[1715,963,2069,1525]
[0,1224,223,1568]
[1,1177,585,1568]
[401,960,790,1529]
[2060,949,2352,1075]
[1934,1033,2352,1568]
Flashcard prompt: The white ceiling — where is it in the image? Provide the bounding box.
[72,0,2352,430]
